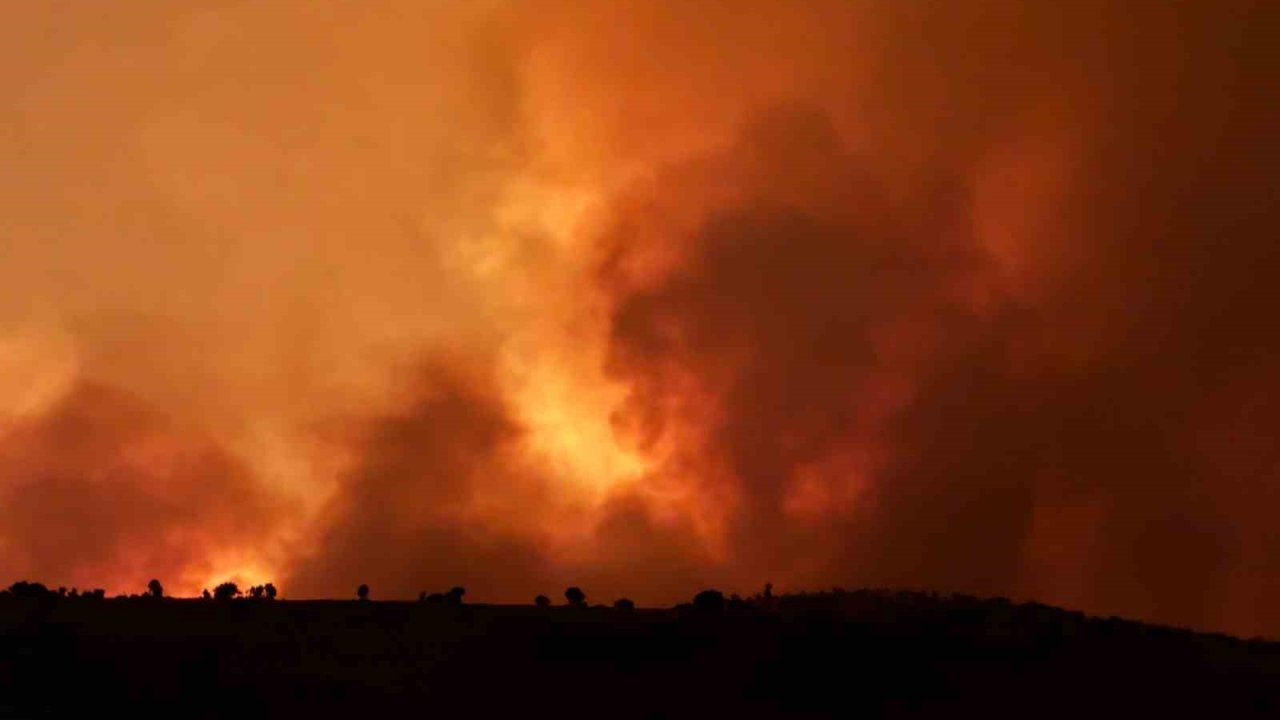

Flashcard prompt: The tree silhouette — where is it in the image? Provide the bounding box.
[357,584,370,601]
[564,586,586,607]
[147,579,163,599]
[694,589,726,613]
[613,598,635,611]
[201,589,211,600]
[249,585,264,599]
[535,594,551,608]
[445,586,466,604]
[264,583,277,600]
[213,582,240,601]
[8,581,52,598]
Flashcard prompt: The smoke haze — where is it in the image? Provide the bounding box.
[2,1,1277,637]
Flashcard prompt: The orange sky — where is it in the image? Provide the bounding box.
[2,1,1278,638]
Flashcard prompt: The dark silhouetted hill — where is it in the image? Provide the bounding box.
[1,584,1277,717]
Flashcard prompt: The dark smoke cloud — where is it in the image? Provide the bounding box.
[285,354,727,604]
[600,103,993,591]
[593,1,1280,635]
[0,382,275,593]
[285,362,556,600]
[569,492,723,604]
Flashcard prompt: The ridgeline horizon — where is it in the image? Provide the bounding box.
[4,578,1276,644]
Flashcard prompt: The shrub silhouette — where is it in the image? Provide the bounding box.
[693,589,726,612]
[564,587,587,607]
[264,583,277,600]
[534,594,551,608]
[613,598,635,611]
[213,582,240,601]
[445,586,466,604]
[201,589,212,600]
[249,585,265,599]
[357,584,370,601]
[8,581,52,598]
[147,579,163,599]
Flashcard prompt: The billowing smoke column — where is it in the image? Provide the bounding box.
[2,1,1278,637]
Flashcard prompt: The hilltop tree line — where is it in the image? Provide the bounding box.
[0,578,1118,627]
[13,577,1271,650]
[3,578,1276,717]
[1,578,775,613]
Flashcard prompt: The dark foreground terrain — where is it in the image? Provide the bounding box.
[2,589,1278,718]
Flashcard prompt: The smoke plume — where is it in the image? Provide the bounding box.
[2,1,1277,636]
